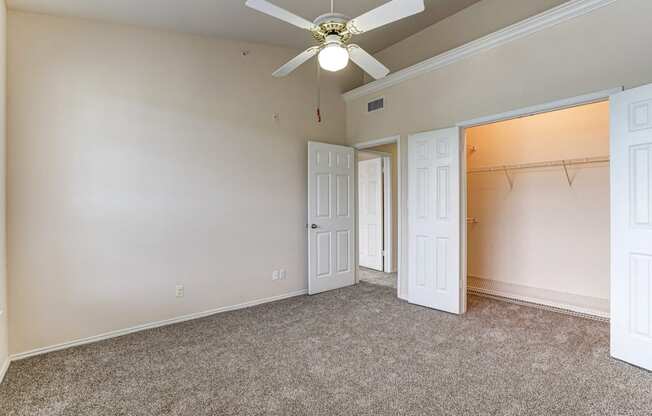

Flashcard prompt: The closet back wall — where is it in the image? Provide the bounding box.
[466,102,610,311]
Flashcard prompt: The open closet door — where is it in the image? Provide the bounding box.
[308,142,355,295]
[408,127,461,314]
[358,158,384,271]
[611,85,652,371]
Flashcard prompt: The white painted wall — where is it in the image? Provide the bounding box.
[466,102,610,309]
[7,11,354,355]
[0,2,8,375]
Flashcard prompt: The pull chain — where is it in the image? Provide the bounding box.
[316,62,322,123]
[316,0,331,124]
[317,62,321,123]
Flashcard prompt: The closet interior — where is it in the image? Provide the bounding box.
[465,101,610,318]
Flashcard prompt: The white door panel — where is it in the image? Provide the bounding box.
[611,85,652,370]
[359,158,384,271]
[408,127,461,314]
[308,142,355,295]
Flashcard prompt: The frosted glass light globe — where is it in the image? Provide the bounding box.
[318,44,349,72]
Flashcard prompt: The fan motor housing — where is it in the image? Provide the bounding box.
[312,13,351,44]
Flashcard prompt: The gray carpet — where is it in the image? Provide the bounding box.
[1,283,651,416]
[358,267,397,288]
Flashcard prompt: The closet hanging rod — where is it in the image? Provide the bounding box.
[467,156,609,174]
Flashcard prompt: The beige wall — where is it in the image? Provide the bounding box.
[346,0,652,298]
[364,0,568,82]
[0,2,7,371]
[7,11,353,355]
[347,0,652,140]
[467,102,609,309]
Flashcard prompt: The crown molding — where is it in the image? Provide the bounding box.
[342,0,618,102]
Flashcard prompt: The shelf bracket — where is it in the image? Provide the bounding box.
[503,166,514,190]
[562,160,573,187]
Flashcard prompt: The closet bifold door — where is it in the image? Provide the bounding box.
[407,127,462,314]
[610,84,652,371]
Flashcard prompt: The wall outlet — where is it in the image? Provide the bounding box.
[272,270,280,280]
[175,285,184,298]
[279,269,287,280]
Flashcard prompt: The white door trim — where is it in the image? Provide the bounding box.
[355,136,405,298]
[458,87,622,315]
[357,148,394,273]
[355,135,400,149]
[358,157,384,271]
[458,88,623,128]
[382,155,393,273]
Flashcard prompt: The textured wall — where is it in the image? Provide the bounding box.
[7,11,353,355]
[0,2,8,373]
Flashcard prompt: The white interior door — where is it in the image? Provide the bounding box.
[308,141,355,295]
[408,127,461,313]
[611,85,652,371]
[358,158,384,271]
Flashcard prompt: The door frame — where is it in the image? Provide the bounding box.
[357,149,393,273]
[456,87,623,314]
[355,135,405,299]
[357,155,386,271]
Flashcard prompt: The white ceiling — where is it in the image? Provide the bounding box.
[7,0,480,53]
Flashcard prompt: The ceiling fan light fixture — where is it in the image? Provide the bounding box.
[318,36,349,72]
[245,0,426,79]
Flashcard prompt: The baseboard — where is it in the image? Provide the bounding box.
[10,289,308,362]
[0,356,9,384]
[468,276,609,320]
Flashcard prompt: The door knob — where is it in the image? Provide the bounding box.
[311,224,319,229]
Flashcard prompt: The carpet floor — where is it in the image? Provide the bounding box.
[358,267,397,288]
[1,283,651,416]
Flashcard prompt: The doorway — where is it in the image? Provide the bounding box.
[463,101,611,319]
[355,137,401,293]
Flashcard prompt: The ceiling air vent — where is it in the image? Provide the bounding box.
[367,97,384,113]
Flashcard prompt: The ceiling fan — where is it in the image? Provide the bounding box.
[245,0,425,80]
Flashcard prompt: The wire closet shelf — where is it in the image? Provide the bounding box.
[467,155,609,188]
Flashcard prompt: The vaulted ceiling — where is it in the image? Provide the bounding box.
[7,0,480,52]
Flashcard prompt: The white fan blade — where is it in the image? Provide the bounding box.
[273,47,319,77]
[245,0,316,31]
[347,0,425,34]
[348,45,390,80]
